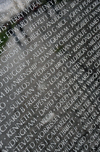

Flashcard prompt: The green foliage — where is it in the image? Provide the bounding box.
[0,29,8,49]
[0,23,16,54]
[55,45,64,53]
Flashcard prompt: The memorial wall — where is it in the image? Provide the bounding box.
[0,0,100,151]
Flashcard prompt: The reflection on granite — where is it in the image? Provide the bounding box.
[0,0,100,152]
